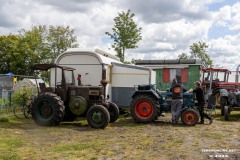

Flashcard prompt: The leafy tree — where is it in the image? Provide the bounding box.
[0,25,78,75]
[178,53,190,59]
[131,58,141,64]
[178,41,213,68]
[0,34,19,74]
[20,25,79,63]
[47,25,78,62]
[106,10,142,62]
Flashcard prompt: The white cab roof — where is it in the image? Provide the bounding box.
[56,48,121,65]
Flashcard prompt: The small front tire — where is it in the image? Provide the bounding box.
[107,102,119,123]
[181,108,199,126]
[87,105,110,129]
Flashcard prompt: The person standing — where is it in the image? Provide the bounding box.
[170,82,187,125]
[190,81,213,124]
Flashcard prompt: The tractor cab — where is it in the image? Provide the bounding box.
[32,64,76,101]
[202,68,231,93]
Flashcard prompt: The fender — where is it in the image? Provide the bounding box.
[132,90,160,100]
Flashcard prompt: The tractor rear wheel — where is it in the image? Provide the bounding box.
[130,95,159,123]
[107,102,119,123]
[181,108,199,126]
[220,97,228,116]
[224,106,229,121]
[31,92,65,126]
[87,105,110,129]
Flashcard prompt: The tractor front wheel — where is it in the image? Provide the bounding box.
[87,105,110,129]
[31,92,65,126]
[130,95,159,123]
[107,102,119,123]
[224,106,229,121]
[181,108,199,126]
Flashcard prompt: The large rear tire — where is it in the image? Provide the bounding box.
[181,108,199,126]
[107,102,119,123]
[86,105,110,129]
[31,92,65,126]
[130,95,159,123]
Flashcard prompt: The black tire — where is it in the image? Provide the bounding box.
[86,105,110,129]
[23,105,31,118]
[31,92,65,126]
[107,102,119,123]
[220,97,228,116]
[181,108,199,126]
[130,94,160,123]
[224,106,229,121]
[13,105,24,118]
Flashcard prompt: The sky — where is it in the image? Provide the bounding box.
[0,0,239,70]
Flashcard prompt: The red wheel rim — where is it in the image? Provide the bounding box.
[184,111,196,125]
[134,101,153,119]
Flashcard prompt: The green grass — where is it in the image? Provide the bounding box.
[0,117,9,122]
[54,144,92,152]
[0,110,239,160]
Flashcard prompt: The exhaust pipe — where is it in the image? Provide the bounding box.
[100,65,108,101]
[236,65,240,83]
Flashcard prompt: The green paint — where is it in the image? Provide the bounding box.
[92,111,103,124]
[187,65,201,89]
[69,97,87,115]
[36,101,54,122]
[155,65,201,90]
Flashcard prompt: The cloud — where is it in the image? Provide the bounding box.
[0,0,239,71]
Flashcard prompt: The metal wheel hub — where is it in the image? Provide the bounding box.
[41,102,53,116]
[184,112,195,124]
[92,111,103,124]
[135,101,153,118]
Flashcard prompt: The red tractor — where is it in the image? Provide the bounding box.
[202,68,240,120]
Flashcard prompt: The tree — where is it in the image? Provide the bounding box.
[19,25,79,63]
[47,25,78,62]
[178,53,189,59]
[0,25,79,75]
[0,34,19,74]
[178,41,213,68]
[105,10,142,62]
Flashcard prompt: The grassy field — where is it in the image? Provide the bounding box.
[0,110,239,160]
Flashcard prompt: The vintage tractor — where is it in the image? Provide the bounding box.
[31,64,119,129]
[130,84,199,126]
[202,67,240,120]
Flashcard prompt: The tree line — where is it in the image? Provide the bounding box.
[0,25,78,75]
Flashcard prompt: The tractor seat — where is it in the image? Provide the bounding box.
[39,83,46,92]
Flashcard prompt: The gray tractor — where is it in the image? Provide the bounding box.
[31,64,119,129]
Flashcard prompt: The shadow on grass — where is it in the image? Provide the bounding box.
[214,113,240,122]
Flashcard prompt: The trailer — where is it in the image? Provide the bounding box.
[53,48,156,108]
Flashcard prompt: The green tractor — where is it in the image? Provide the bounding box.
[31,64,119,129]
